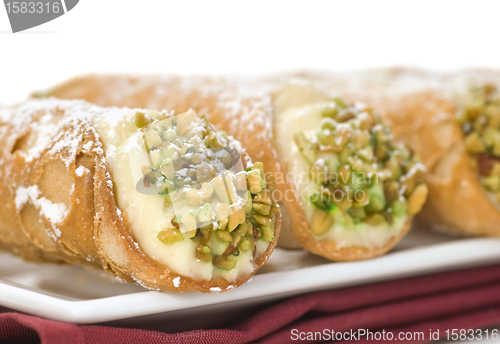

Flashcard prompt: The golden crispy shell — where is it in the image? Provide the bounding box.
[0,98,280,292]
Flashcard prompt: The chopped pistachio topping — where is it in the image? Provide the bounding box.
[294,99,427,236]
[135,110,276,270]
[457,85,500,202]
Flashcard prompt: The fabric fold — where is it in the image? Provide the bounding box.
[1,263,500,344]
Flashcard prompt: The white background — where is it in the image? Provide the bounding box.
[1,0,500,104]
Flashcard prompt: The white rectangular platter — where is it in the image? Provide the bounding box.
[1,224,500,328]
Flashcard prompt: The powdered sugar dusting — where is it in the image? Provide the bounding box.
[15,185,69,226]
[75,165,89,177]
[172,276,181,288]
[14,185,39,210]
[0,98,108,169]
[0,98,118,232]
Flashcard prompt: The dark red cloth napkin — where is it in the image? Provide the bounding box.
[2,264,500,344]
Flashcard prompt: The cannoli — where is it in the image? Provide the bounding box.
[379,84,500,236]
[0,98,280,292]
[43,75,427,261]
[271,84,426,259]
[296,69,500,236]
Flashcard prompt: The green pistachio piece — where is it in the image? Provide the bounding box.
[269,204,280,217]
[407,184,428,215]
[157,228,183,245]
[391,197,408,217]
[337,164,351,185]
[482,128,498,148]
[174,174,189,188]
[196,203,214,223]
[375,144,389,161]
[149,150,162,169]
[160,145,177,160]
[309,160,329,184]
[337,189,353,210]
[320,117,337,130]
[233,171,247,191]
[212,175,229,204]
[252,214,271,227]
[216,230,232,243]
[332,97,348,109]
[401,165,425,197]
[331,206,354,230]
[144,128,163,149]
[252,162,265,176]
[493,140,500,157]
[320,104,339,118]
[385,155,402,180]
[223,225,246,256]
[464,132,485,154]
[317,130,336,146]
[160,158,175,180]
[238,220,252,236]
[245,190,253,214]
[176,110,197,135]
[366,183,386,212]
[464,102,482,120]
[336,109,356,123]
[185,183,214,206]
[364,213,386,226]
[215,203,230,230]
[348,207,366,219]
[238,237,253,252]
[348,157,365,173]
[197,224,213,243]
[204,132,225,149]
[227,204,246,232]
[253,203,271,216]
[352,189,370,207]
[486,105,500,129]
[247,169,265,194]
[260,225,274,242]
[294,132,316,164]
[309,191,335,212]
[135,112,153,128]
[354,131,370,149]
[213,255,236,270]
[213,149,232,169]
[162,128,177,142]
[196,164,215,183]
[383,180,400,203]
[195,244,212,262]
[310,210,333,236]
[357,146,374,161]
[254,190,272,206]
